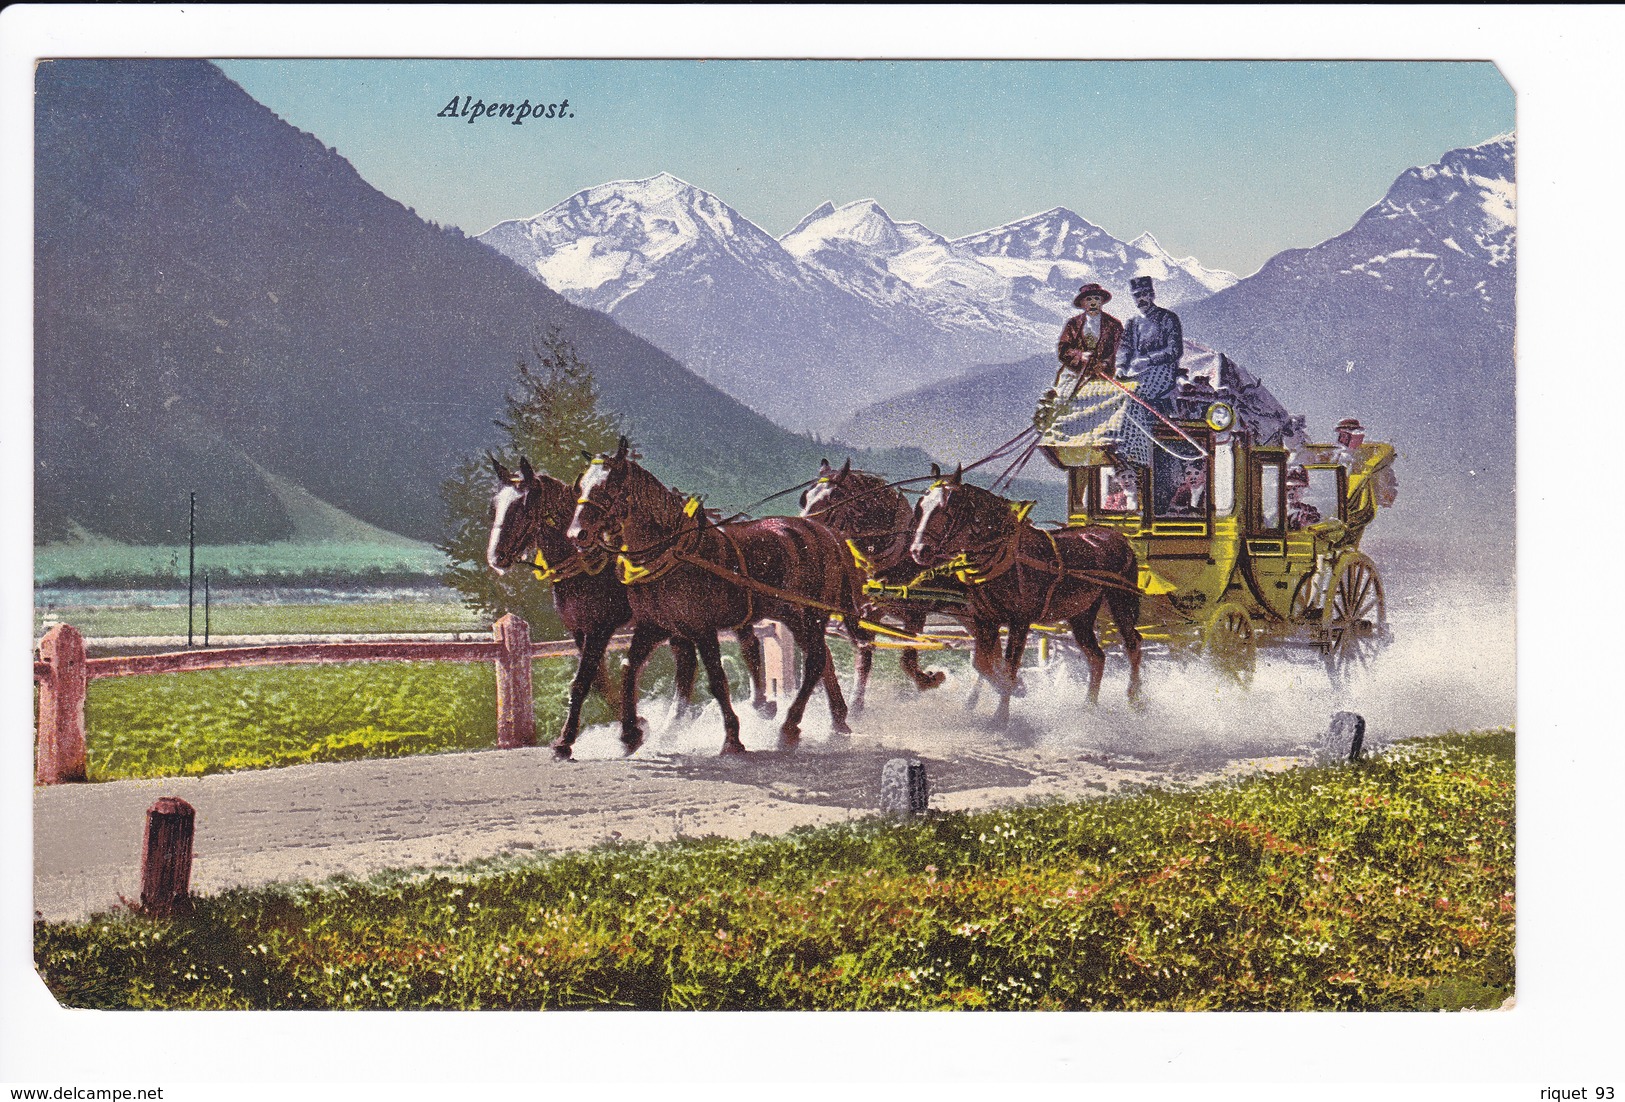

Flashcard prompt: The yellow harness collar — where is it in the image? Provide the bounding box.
[532,548,608,583]
[846,538,873,574]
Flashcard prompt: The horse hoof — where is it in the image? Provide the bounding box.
[722,738,749,756]
[754,700,779,720]
[551,742,574,761]
[829,718,852,736]
[620,730,645,755]
[779,722,802,744]
[919,671,946,691]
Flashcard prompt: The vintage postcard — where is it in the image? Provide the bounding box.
[3,5,1613,1095]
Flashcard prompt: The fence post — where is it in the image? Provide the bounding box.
[758,621,797,701]
[493,613,536,748]
[140,797,195,918]
[36,624,88,785]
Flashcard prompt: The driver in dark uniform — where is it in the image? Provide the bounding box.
[1116,275,1184,416]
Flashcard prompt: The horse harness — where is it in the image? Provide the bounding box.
[807,475,916,579]
[604,498,770,631]
[526,503,611,585]
[912,506,1139,623]
[612,497,949,643]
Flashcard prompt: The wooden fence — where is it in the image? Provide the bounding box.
[32,615,797,785]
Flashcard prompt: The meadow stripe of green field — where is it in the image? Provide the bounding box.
[36,601,488,640]
[35,730,1514,1011]
[65,639,833,781]
[73,654,702,781]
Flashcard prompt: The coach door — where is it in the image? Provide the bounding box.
[1141,430,1230,620]
[1244,448,1311,619]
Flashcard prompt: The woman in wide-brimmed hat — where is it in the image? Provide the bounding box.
[1051,282,1123,398]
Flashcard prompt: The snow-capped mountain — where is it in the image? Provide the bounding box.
[479,175,964,428]
[480,173,826,314]
[1331,134,1514,317]
[953,208,1236,312]
[836,135,1516,547]
[1181,134,1514,409]
[1173,134,1515,537]
[782,200,1238,350]
[478,178,1238,429]
[778,198,1026,346]
[1128,232,1241,295]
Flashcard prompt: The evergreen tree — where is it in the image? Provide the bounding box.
[438,329,621,633]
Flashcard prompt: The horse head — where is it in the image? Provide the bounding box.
[486,455,578,575]
[799,456,852,519]
[567,435,634,549]
[487,455,540,574]
[803,458,924,573]
[909,463,1011,566]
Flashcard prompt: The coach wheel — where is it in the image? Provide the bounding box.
[1322,553,1387,688]
[1202,601,1257,688]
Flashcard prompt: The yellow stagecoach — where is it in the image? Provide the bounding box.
[1039,368,1396,686]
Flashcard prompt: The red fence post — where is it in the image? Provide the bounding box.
[140,797,195,918]
[36,624,88,785]
[493,613,536,749]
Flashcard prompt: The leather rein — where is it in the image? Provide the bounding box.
[911,490,1140,620]
[585,474,933,643]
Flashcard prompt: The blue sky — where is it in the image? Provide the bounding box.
[217,59,1511,276]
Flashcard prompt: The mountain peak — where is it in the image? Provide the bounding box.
[951,206,1111,254]
[1370,135,1517,244]
[779,196,939,259]
[786,200,837,237]
[591,171,706,203]
[987,206,1092,233]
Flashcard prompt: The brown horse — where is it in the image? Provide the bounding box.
[800,458,970,709]
[487,455,709,760]
[567,438,870,755]
[908,463,1143,725]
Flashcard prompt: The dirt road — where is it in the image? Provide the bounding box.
[33,690,1301,923]
[34,578,1515,923]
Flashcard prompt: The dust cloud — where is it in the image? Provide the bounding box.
[560,573,1514,776]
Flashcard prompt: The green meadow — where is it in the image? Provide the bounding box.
[36,730,1515,1011]
[76,650,696,781]
[36,600,486,640]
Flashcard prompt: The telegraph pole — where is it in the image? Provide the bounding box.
[187,492,196,647]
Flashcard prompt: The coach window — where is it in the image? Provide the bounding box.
[1096,465,1140,514]
[1153,452,1208,519]
[1212,443,1236,517]
[1254,458,1284,533]
[1301,465,1344,525]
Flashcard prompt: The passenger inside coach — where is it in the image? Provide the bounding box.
[1101,466,1139,512]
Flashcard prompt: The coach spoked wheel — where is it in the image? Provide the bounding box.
[1202,601,1257,687]
[1321,552,1388,688]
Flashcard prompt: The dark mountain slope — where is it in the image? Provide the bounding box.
[35,60,917,544]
